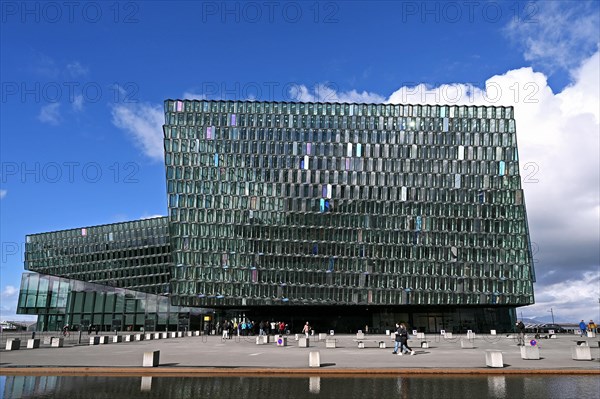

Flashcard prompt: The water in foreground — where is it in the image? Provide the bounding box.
[2,375,599,399]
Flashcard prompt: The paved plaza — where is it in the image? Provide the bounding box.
[1,331,599,375]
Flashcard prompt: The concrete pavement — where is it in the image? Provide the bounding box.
[1,331,599,376]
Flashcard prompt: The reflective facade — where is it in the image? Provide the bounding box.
[163,100,535,312]
[25,217,171,295]
[17,272,200,332]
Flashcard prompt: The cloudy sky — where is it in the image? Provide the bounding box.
[1,1,598,323]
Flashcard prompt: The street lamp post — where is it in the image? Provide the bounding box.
[548,308,555,324]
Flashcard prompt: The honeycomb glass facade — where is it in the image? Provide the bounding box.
[25,217,171,295]
[163,100,535,317]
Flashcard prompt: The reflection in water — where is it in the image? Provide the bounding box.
[308,376,320,394]
[487,376,506,398]
[1,375,599,399]
[140,376,152,392]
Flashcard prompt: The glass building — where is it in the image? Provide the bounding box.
[18,217,204,331]
[16,100,535,334]
[163,100,535,332]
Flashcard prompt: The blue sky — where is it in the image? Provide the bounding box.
[1,1,599,323]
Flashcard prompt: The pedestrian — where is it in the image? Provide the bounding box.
[302,321,310,338]
[279,321,285,335]
[579,320,587,337]
[222,320,229,339]
[516,320,525,345]
[87,324,93,335]
[399,323,415,355]
[392,323,402,354]
[588,320,596,334]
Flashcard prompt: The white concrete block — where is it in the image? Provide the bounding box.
[520,345,540,360]
[161,332,168,339]
[169,332,177,338]
[461,339,474,349]
[143,350,160,367]
[193,330,200,336]
[177,332,183,337]
[145,333,153,340]
[571,346,592,360]
[309,351,320,368]
[186,331,193,337]
[298,337,309,347]
[445,332,453,339]
[490,330,497,335]
[485,350,504,367]
[357,341,365,349]
[421,341,429,349]
[325,338,336,348]
[43,336,53,345]
[112,335,123,343]
[27,338,40,349]
[135,334,144,341]
[51,337,63,347]
[89,336,100,345]
[356,332,365,340]
[386,330,390,335]
[295,334,300,341]
[416,332,425,339]
[467,332,476,340]
[255,336,269,345]
[378,341,386,349]
[98,336,109,344]
[124,334,135,342]
[587,331,596,338]
[276,335,287,347]
[5,339,20,350]
[318,333,327,340]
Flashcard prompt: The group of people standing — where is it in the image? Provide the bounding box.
[392,323,416,356]
[219,320,289,338]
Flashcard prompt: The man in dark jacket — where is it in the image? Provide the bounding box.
[516,321,525,345]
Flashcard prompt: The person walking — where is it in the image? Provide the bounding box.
[399,323,415,355]
[579,320,587,337]
[302,321,311,338]
[588,320,596,334]
[392,323,402,354]
[516,320,525,345]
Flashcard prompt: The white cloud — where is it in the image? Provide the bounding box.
[1,285,18,298]
[504,1,600,72]
[0,189,6,199]
[290,83,385,103]
[111,103,164,161]
[38,103,61,125]
[72,94,84,111]
[182,92,207,100]
[66,61,89,78]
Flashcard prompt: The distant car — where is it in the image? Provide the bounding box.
[533,324,565,333]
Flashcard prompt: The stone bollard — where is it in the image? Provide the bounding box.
[461,339,474,349]
[485,350,504,367]
[99,336,109,344]
[161,332,168,339]
[27,338,40,349]
[357,341,365,349]
[416,332,425,339]
[43,336,53,345]
[193,330,200,336]
[356,331,365,340]
[421,341,429,349]
[445,332,453,339]
[113,335,123,343]
[587,331,597,338]
[329,330,334,336]
[124,334,134,342]
[51,337,64,347]
[520,345,540,360]
[325,338,336,348]
[89,336,100,345]
[186,331,193,337]
[153,333,161,340]
[298,337,309,347]
[276,335,287,347]
[177,331,183,338]
[318,333,327,340]
[5,338,21,351]
[256,336,267,345]
[143,350,160,367]
[378,341,386,349]
[135,333,144,341]
[309,351,320,368]
[571,346,592,360]
[490,330,497,336]
[170,332,177,338]
[466,331,476,340]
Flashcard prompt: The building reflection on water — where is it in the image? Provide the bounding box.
[1,375,598,399]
